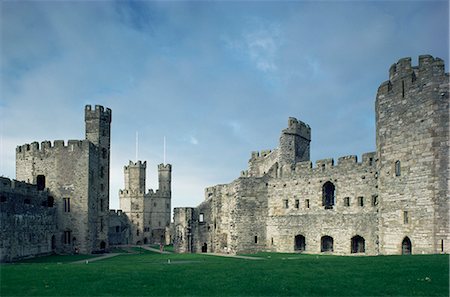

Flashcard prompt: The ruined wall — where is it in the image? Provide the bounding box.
[266,153,378,255]
[376,55,449,254]
[173,207,194,253]
[108,210,131,245]
[0,178,57,262]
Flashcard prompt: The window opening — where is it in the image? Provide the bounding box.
[344,197,350,207]
[64,198,71,212]
[403,211,409,224]
[37,175,45,191]
[295,199,300,209]
[395,160,401,176]
[358,196,364,207]
[305,199,310,209]
[321,236,334,252]
[284,199,289,209]
[322,182,335,209]
[351,235,365,253]
[199,213,204,223]
[294,235,306,252]
[254,236,258,244]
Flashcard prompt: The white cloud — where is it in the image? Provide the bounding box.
[189,136,199,145]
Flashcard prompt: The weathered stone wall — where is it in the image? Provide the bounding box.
[266,153,378,255]
[377,56,449,254]
[117,161,172,245]
[175,55,448,256]
[173,207,194,253]
[15,104,111,254]
[108,210,131,245]
[0,177,57,262]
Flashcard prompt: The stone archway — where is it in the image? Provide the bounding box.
[402,237,412,255]
[351,235,365,253]
[294,235,306,252]
[321,236,333,252]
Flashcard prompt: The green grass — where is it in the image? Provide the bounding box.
[1,252,448,296]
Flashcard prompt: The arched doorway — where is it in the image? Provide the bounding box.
[294,235,306,252]
[37,175,46,191]
[351,235,365,253]
[322,182,335,209]
[144,238,148,244]
[321,236,333,252]
[402,237,412,255]
[100,241,106,250]
[201,243,208,253]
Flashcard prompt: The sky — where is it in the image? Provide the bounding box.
[1,0,448,210]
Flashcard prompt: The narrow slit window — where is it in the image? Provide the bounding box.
[395,160,401,176]
[295,199,300,209]
[344,197,350,207]
[403,211,409,224]
[305,199,310,209]
[358,196,364,207]
[284,199,289,209]
[64,198,71,212]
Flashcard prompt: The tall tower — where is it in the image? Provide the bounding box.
[376,55,449,254]
[119,161,146,245]
[85,105,112,251]
[278,117,311,165]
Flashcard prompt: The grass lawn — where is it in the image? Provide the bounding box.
[0,252,448,296]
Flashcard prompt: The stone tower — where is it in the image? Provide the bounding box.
[15,105,112,254]
[278,117,311,165]
[118,161,172,245]
[119,161,147,244]
[85,105,111,251]
[376,55,449,254]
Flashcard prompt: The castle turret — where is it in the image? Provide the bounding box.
[85,105,112,251]
[124,161,146,193]
[278,117,311,165]
[376,55,449,255]
[158,163,172,194]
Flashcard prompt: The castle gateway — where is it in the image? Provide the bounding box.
[173,55,449,256]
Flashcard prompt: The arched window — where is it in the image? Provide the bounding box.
[322,182,335,209]
[402,237,412,255]
[294,235,306,252]
[321,236,334,252]
[351,235,365,253]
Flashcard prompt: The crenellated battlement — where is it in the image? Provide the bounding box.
[85,105,112,123]
[283,117,311,140]
[16,140,91,156]
[266,152,376,178]
[378,55,447,97]
[124,160,147,171]
[158,163,172,170]
[250,149,275,160]
[0,177,50,204]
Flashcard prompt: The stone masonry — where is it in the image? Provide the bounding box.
[174,55,449,256]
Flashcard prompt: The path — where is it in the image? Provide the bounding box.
[140,245,172,254]
[71,253,120,264]
[205,253,265,260]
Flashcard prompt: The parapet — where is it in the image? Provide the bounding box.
[85,105,112,123]
[379,55,447,96]
[16,140,91,156]
[274,152,376,178]
[158,163,172,171]
[282,117,311,140]
[124,160,147,171]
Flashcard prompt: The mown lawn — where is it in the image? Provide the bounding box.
[0,251,448,296]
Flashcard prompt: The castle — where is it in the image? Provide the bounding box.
[0,55,448,261]
[173,55,449,255]
[0,105,172,262]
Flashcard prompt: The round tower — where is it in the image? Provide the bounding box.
[278,117,311,165]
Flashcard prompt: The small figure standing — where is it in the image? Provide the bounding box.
[159,243,164,253]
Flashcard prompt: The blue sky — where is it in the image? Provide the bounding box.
[1,1,448,210]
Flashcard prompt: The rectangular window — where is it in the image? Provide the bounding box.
[199,213,204,223]
[372,195,378,207]
[441,239,444,253]
[284,199,289,209]
[403,211,409,224]
[295,199,299,209]
[395,160,401,176]
[100,199,104,211]
[64,198,71,212]
[64,231,71,244]
[305,199,310,209]
[115,226,120,233]
[358,197,364,207]
[254,236,258,244]
[100,218,104,232]
[344,197,350,207]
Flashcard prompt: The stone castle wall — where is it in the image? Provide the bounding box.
[0,177,57,262]
[174,55,449,256]
[376,55,449,254]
